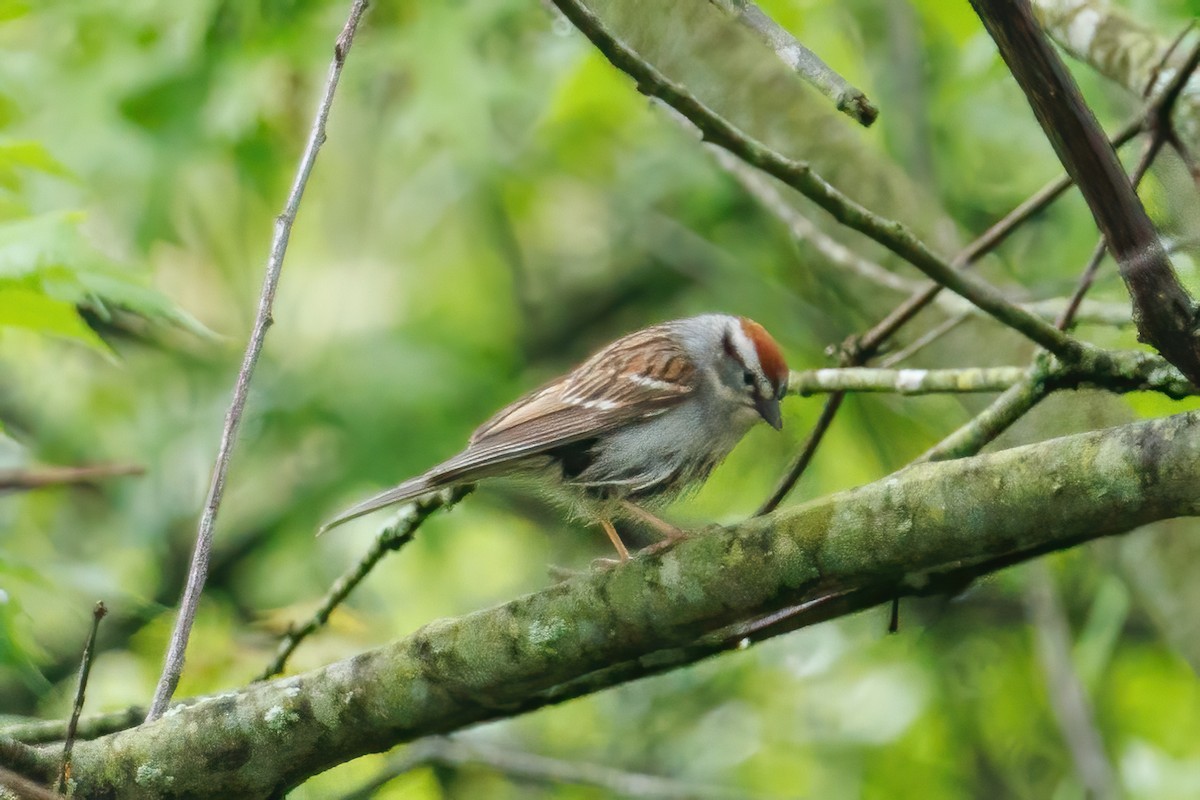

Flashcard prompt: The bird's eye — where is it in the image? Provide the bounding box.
[742,370,755,388]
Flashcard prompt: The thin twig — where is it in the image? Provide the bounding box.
[343,735,771,800]
[1025,561,1120,800]
[144,0,372,723]
[756,391,843,515]
[710,146,920,293]
[550,0,1083,361]
[916,367,1051,463]
[57,602,106,793]
[0,464,143,491]
[708,0,877,126]
[788,365,1025,395]
[1055,239,1110,331]
[258,486,471,681]
[878,312,970,368]
[709,139,1134,332]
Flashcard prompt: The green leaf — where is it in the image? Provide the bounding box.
[0,140,73,192]
[0,0,30,24]
[0,211,215,338]
[0,287,114,356]
[0,211,88,280]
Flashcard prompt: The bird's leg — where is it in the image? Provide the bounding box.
[621,501,687,543]
[600,518,631,561]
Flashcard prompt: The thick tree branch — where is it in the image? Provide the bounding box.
[36,412,1200,799]
[970,0,1200,384]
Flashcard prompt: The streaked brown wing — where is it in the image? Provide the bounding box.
[428,324,695,484]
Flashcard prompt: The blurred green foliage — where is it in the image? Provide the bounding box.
[2,0,1200,797]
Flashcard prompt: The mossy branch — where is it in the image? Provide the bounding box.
[21,412,1199,799]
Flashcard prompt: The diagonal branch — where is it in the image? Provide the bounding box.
[49,411,1200,799]
[256,487,471,681]
[707,0,877,126]
[144,0,372,723]
[969,0,1200,384]
[548,0,1084,361]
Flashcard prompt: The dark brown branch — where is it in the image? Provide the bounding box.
[970,0,1200,384]
[58,602,106,793]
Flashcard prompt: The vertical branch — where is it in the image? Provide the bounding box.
[1025,562,1119,800]
[58,602,106,793]
[969,0,1200,384]
[144,0,372,722]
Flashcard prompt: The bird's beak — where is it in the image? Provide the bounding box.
[754,395,783,430]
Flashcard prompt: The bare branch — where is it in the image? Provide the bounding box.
[970,0,1200,384]
[549,0,1084,361]
[0,465,142,491]
[878,313,970,368]
[707,0,877,126]
[917,366,1051,463]
[1025,562,1119,800]
[145,0,373,722]
[709,146,920,294]
[345,736,769,800]
[789,366,1025,395]
[57,602,106,793]
[1033,0,1200,152]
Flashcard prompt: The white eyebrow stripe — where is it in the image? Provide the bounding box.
[624,373,678,391]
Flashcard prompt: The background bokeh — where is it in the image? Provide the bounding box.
[3,0,1200,797]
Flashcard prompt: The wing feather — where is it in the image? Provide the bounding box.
[430,323,695,483]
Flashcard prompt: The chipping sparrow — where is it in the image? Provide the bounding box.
[320,313,789,559]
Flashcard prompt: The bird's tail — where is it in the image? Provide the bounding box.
[317,474,439,536]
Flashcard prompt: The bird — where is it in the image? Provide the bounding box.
[319,313,790,559]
